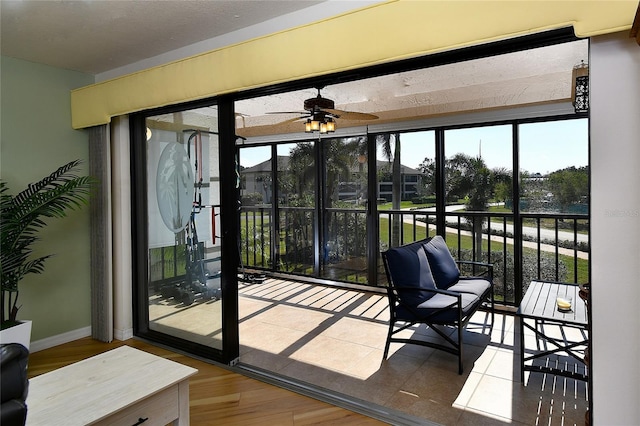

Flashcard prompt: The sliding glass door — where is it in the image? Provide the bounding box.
[238,136,372,286]
[319,137,369,283]
[133,104,237,363]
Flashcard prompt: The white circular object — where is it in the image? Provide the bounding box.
[156,142,194,233]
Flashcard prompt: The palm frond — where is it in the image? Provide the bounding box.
[1,160,93,323]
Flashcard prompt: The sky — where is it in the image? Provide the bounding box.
[394,119,588,174]
[239,118,588,175]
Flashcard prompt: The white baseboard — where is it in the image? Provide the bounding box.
[30,326,92,353]
[114,327,134,341]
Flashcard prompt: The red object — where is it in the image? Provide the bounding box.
[197,132,203,183]
[211,206,216,244]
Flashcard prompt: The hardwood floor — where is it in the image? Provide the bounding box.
[27,337,387,425]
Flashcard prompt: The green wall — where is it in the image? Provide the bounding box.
[1,56,95,342]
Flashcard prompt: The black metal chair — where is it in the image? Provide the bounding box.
[381,235,494,374]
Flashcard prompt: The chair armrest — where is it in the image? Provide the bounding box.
[391,286,463,311]
[456,260,493,279]
[393,285,460,297]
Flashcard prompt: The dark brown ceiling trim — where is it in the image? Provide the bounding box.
[631,3,640,45]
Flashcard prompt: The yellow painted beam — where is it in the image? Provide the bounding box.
[71,0,638,129]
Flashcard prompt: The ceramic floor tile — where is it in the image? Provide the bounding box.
[458,327,493,349]
[234,279,589,426]
[422,342,490,375]
[325,374,399,407]
[468,346,498,375]
[452,371,483,408]
[318,316,388,349]
[399,360,480,406]
[278,359,349,390]
[385,340,436,360]
[485,348,521,381]
[348,294,388,318]
[306,288,361,311]
[456,408,525,425]
[253,304,335,333]
[492,328,516,349]
[350,348,424,387]
[386,389,465,425]
[239,320,308,354]
[466,374,534,422]
[238,297,272,318]
[289,334,376,375]
[240,347,293,372]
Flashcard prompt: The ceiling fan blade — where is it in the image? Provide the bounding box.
[271,116,307,125]
[323,109,378,120]
[266,111,308,115]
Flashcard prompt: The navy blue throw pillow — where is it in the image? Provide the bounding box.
[384,242,437,306]
[423,235,460,289]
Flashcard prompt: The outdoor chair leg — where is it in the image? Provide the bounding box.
[383,321,394,359]
[458,324,464,374]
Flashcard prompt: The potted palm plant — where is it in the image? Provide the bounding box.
[1,160,93,348]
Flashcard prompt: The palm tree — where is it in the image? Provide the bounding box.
[447,153,492,261]
[1,160,93,327]
[377,133,402,247]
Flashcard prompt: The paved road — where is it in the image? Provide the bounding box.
[401,205,589,259]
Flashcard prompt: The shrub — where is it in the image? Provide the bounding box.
[241,192,264,206]
[411,195,436,204]
[455,248,567,304]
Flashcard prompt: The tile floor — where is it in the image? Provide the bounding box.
[239,278,589,425]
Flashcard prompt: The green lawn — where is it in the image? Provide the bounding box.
[239,212,589,285]
[487,206,589,235]
[378,217,588,284]
[377,201,434,210]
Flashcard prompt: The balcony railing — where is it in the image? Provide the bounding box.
[235,206,589,306]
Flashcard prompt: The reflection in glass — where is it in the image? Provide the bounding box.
[375,131,436,284]
[518,118,589,288]
[519,119,588,213]
[319,137,368,283]
[146,108,222,350]
[277,142,316,275]
[443,125,513,299]
[238,146,273,270]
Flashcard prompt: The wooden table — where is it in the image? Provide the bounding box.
[517,281,589,383]
[26,346,198,425]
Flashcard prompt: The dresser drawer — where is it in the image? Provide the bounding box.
[92,384,179,426]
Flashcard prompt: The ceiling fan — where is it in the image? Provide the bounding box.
[267,87,378,134]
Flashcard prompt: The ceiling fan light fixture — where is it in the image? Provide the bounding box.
[326,118,336,133]
[269,87,372,134]
[306,111,336,134]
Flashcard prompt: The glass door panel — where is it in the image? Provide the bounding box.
[376,131,436,284]
[319,137,368,283]
[518,119,589,288]
[276,142,316,275]
[145,108,223,350]
[238,145,273,270]
[443,125,513,301]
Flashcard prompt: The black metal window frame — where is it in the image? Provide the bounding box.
[130,97,239,364]
[239,113,588,304]
[129,27,587,364]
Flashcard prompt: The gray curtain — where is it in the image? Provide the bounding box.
[88,124,113,342]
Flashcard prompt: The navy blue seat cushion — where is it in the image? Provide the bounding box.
[384,242,437,306]
[447,278,491,298]
[423,235,460,289]
[396,292,479,324]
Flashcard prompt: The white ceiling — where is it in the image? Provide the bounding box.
[1,0,589,138]
[0,0,332,75]
[234,40,589,137]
